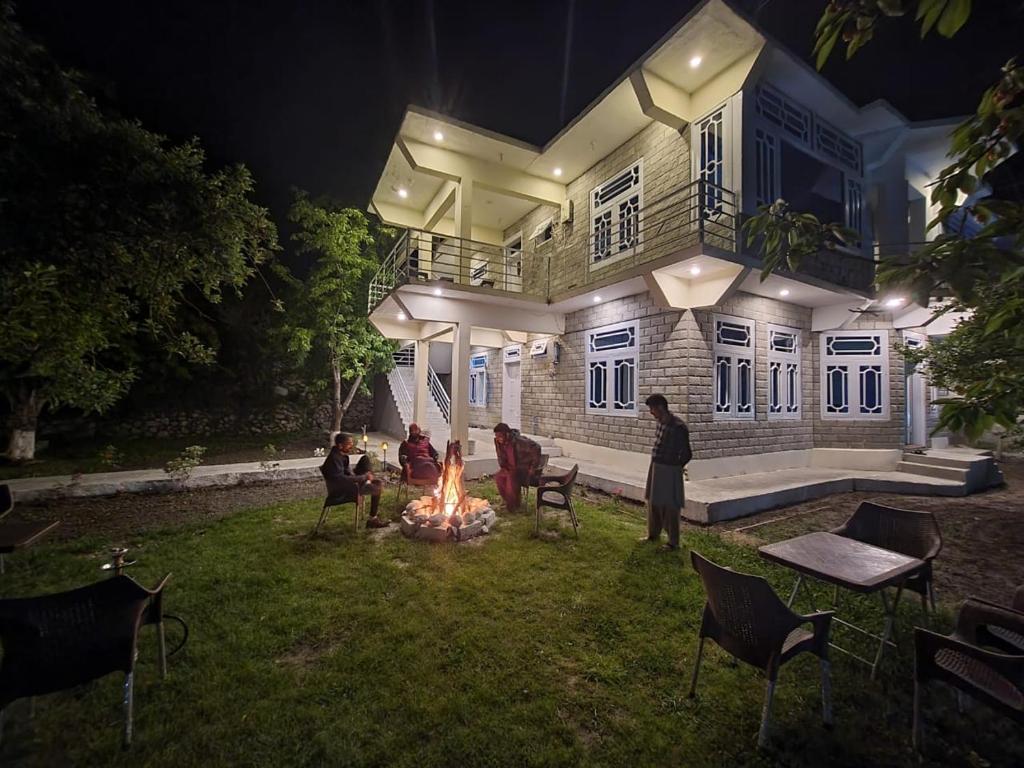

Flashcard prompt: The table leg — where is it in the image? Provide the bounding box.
[871,582,905,680]
[787,575,803,608]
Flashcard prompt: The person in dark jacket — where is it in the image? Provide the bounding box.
[321,433,387,528]
[493,423,543,512]
[399,423,441,484]
[642,394,692,550]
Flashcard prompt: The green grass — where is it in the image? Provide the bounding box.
[1,483,1020,767]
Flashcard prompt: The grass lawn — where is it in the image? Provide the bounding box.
[1,482,1020,767]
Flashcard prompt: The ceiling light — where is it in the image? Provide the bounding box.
[433,130,444,142]
[397,311,406,320]
[553,167,563,177]
[689,55,702,69]
[779,288,790,297]
[885,297,905,308]
[433,288,442,296]
[689,265,701,276]
[593,295,602,303]
[397,188,408,199]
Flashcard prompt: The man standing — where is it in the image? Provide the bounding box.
[321,433,388,528]
[493,422,543,512]
[643,394,692,550]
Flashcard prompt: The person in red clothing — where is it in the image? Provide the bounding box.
[399,423,442,484]
[493,423,543,512]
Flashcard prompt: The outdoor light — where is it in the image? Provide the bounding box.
[779,288,790,297]
[689,265,701,276]
[398,187,408,199]
[593,295,602,303]
[381,441,389,473]
[433,287,442,296]
[397,311,406,320]
[433,130,444,141]
[885,297,905,307]
[689,55,702,69]
[553,167,563,177]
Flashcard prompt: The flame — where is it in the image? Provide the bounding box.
[433,441,467,525]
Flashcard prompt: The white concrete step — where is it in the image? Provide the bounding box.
[896,460,969,482]
[901,452,977,469]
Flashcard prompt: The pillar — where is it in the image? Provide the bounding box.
[454,176,474,284]
[413,339,429,426]
[449,322,471,449]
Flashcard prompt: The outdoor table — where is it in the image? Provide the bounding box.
[758,531,926,679]
[0,519,60,574]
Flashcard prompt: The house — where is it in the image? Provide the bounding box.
[364,0,996,522]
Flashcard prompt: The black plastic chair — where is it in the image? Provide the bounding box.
[690,551,834,748]
[315,467,363,534]
[0,483,59,575]
[0,573,171,750]
[535,464,579,536]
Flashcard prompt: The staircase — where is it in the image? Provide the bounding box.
[386,347,450,445]
[895,448,1005,492]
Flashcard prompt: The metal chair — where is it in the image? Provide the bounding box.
[0,484,59,575]
[315,467,364,534]
[0,573,171,750]
[396,456,441,507]
[831,501,943,614]
[689,551,834,749]
[913,598,1024,751]
[535,464,579,536]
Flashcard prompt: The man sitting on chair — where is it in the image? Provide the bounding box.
[321,433,387,528]
[493,422,543,512]
[399,423,441,484]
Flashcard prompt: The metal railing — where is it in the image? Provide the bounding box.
[427,366,450,424]
[391,346,450,425]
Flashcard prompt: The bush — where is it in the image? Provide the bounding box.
[164,445,207,482]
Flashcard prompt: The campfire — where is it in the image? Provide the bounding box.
[399,440,497,542]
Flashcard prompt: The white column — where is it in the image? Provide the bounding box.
[449,322,471,449]
[413,339,429,426]
[454,176,474,284]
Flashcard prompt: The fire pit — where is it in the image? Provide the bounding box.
[399,440,497,542]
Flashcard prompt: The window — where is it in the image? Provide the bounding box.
[530,217,553,246]
[754,128,778,208]
[585,321,638,416]
[820,330,890,420]
[767,325,800,419]
[590,161,642,266]
[815,117,862,175]
[713,315,754,419]
[755,83,811,146]
[469,354,488,407]
[698,108,726,216]
[780,141,844,225]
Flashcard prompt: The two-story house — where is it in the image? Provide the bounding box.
[364,0,988,521]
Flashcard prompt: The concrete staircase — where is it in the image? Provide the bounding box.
[896,448,1005,491]
[386,365,450,445]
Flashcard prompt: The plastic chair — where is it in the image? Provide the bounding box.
[831,501,942,613]
[0,484,59,575]
[913,598,1024,751]
[315,467,364,534]
[0,573,171,750]
[535,464,579,536]
[690,551,834,748]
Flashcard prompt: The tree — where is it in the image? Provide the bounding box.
[281,192,395,435]
[743,1,1024,439]
[0,5,279,459]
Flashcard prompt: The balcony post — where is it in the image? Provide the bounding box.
[413,339,429,426]
[449,322,471,449]
[455,177,474,285]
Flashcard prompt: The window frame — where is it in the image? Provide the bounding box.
[585,320,639,417]
[819,329,890,421]
[713,313,755,421]
[469,354,488,408]
[767,323,801,420]
[589,160,644,271]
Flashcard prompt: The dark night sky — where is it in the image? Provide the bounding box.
[14,0,1024,222]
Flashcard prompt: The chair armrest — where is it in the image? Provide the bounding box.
[915,626,1024,682]
[797,610,834,651]
[956,598,1024,644]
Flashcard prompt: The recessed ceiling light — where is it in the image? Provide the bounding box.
[689,265,701,276]
[593,295,602,303]
[432,288,442,296]
[779,288,790,297]
[398,188,408,199]
[689,55,702,69]
[553,167,563,177]
[885,297,905,307]
[433,130,444,142]
[397,311,406,320]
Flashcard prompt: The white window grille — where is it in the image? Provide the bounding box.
[503,345,522,363]
[767,325,800,419]
[713,314,755,420]
[585,321,639,416]
[755,84,811,146]
[469,354,488,407]
[590,161,642,267]
[698,108,726,217]
[815,117,862,175]
[845,178,864,238]
[754,128,778,208]
[820,330,890,420]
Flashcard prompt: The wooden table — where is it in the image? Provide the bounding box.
[0,520,60,574]
[759,531,926,678]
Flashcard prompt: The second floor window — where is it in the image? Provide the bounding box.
[591,160,642,267]
[585,321,638,416]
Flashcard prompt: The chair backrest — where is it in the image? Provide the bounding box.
[561,464,579,492]
[0,575,166,707]
[0,484,11,521]
[319,466,359,502]
[837,501,942,561]
[690,551,796,671]
[1014,585,1024,613]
